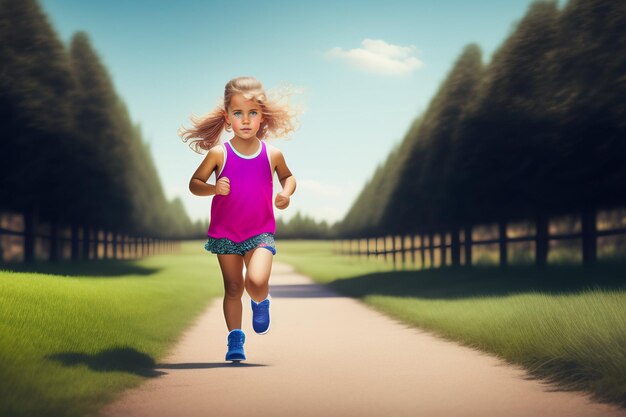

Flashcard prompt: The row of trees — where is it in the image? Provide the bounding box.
[0,0,201,240]
[275,211,337,239]
[336,0,626,238]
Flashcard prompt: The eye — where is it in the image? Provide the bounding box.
[250,111,258,116]
[234,111,242,117]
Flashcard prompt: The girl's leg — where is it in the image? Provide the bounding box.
[243,248,273,302]
[217,254,245,331]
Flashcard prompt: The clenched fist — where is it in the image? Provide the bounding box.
[215,176,230,195]
[275,192,290,210]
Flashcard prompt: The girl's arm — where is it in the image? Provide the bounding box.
[274,149,295,210]
[275,150,296,197]
[189,147,223,196]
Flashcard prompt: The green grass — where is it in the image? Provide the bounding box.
[276,240,626,408]
[1,239,624,415]
[0,240,223,417]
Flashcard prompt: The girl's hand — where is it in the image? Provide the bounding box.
[275,192,290,210]
[215,177,230,195]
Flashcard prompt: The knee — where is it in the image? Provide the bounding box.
[245,274,267,289]
[224,280,244,298]
[245,277,258,290]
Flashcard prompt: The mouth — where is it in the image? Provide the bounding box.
[242,128,251,131]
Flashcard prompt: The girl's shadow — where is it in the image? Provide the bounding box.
[47,346,266,377]
[47,346,165,377]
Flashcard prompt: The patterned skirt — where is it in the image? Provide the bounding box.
[204,232,276,256]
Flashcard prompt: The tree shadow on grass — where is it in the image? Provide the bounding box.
[47,347,165,377]
[326,261,626,300]
[0,259,161,278]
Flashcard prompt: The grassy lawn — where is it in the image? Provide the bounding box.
[275,239,626,408]
[0,240,223,417]
[1,238,624,416]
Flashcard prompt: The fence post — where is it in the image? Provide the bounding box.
[535,213,548,267]
[401,235,406,270]
[382,236,386,263]
[82,225,90,260]
[498,220,507,269]
[451,225,460,267]
[581,208,597,266]
[419,233,426,270]
[49,218,59,263]
[381,237,385,263]
[23,204,38,263]
[440,231,446,267]
[102,229,107,259]
[428,230,435,268]
[464,225,472,267]
[71,223,79,261]
[371,237,375,259]
[113,231,118,259]
[392,235,397,270]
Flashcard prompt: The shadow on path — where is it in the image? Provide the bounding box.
[48,347,269,379]
[155,362,268,369]
[270,283,343,298]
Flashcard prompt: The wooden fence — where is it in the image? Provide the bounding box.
[0,211,180,263]
[334,207,626,270]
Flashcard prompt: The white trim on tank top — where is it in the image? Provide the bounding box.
[218,139,272,179]
[217,143,228,178]
[265,141,273,179]
[228,138,262,159]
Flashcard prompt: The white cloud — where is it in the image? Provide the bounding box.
[325,38,424,75]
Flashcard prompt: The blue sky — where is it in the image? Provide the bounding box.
[40,0,566,225]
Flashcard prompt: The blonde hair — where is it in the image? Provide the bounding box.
[178,76,303,153]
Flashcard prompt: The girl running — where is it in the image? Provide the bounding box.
[179,76,300,362]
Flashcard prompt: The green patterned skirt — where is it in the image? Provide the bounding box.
[204,232,276,256]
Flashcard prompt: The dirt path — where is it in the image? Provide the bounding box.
[95,262,625,417]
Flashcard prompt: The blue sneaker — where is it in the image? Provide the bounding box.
[251,296,271,334]
[225,329,246,362]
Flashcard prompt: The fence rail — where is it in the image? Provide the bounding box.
[0,211,180,263]
[334,207,626,270]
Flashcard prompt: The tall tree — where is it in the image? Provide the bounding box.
[69,31,134,231]
[0,0,76,216]
[382,43,484,233]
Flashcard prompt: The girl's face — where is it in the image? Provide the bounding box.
[225,93,264,140]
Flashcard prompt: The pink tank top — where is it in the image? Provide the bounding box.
[207,138,275,242]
